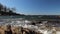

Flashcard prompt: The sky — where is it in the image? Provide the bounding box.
[0,0,60,15]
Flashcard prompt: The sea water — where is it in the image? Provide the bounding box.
[0,17,60,34]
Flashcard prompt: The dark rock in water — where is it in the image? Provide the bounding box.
[5,30,12,34]
[31,22,35,25]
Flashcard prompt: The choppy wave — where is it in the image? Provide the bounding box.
[0,18,60,34]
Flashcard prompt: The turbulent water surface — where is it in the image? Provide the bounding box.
[0,16,60,34]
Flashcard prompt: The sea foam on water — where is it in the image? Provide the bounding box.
[0,18,60,34]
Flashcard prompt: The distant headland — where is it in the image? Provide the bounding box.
[0,3,24,16]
